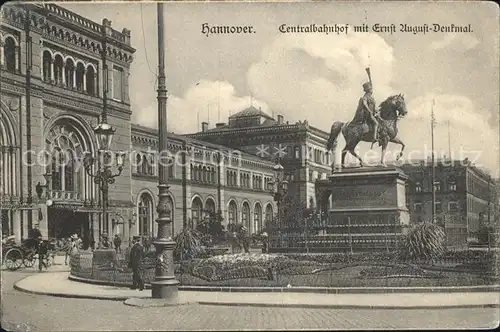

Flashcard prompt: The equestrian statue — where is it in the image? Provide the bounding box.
[326,67,408,169]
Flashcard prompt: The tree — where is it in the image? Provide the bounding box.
[196,210,225,246]
[281,195,309,228]
[173,221,204,261]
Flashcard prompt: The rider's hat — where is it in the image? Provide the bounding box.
[362,82,372,90]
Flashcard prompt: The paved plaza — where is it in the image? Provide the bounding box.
[1,257,499,331]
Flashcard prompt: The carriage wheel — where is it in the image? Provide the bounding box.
[23,253,36,268]
[4,248,23,271]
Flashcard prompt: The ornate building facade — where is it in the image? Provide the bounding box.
[185,107,333,212]
[1,3,134,245]
[130,125,276,241]
[1,3,276,246]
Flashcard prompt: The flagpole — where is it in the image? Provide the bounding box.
[431,99,436,223]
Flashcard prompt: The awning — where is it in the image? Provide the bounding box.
[49,203,84,210]
[75,207,104,213]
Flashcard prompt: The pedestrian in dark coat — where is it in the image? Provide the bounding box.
[37,237,48,272]
[113,234,122,253]
[128,236,144,291]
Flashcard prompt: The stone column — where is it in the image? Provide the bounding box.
[15,46,20,71]
[92,212,100,248]
[13,210,21,243]
[0,40,4,67]
[83,69,87,91]
[72,69,76,89]
[12,147,17,196]
[50,60,54,83]
[22,210,29,240]
[93,73,98,96]
[3,148,8,195]
[38,205,48,239]
[62,64,66,86]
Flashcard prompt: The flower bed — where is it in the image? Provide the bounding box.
[70,250,499,288]
[359,265,442,279]
[189,253,323,281]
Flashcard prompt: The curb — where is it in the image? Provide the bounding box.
[69,274,500,294]
[13,282,500,310]
[14,275,500,309]
[13,282,141,301]
[195,301,500,310]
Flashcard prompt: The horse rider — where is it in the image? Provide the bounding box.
[353,82,379,143]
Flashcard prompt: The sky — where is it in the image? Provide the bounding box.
[61,1,499,176]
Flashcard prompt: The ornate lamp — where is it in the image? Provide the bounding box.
[93,122,116,151]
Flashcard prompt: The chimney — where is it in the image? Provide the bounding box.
[215,122,226,128]
[277,114,284,124]
[201,122,208,132]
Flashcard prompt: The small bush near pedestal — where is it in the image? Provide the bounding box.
[398,222,446,261]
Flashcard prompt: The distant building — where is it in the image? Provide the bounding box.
[399,158,496,248]
[131,124,276,240]
[185,106,332,210]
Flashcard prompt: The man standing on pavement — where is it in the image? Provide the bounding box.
[113,234,122,253]
[128,236,144,291]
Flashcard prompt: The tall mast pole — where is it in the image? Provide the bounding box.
[447,120,451,161]
[151,2,179,300]
[431,99,436,223]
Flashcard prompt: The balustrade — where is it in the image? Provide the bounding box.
[48,190,82,201]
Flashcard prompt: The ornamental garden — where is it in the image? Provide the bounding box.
[70,213,499,289]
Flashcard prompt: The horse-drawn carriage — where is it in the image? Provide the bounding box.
[2,233,55,271]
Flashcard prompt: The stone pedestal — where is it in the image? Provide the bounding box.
[316,166,409,252]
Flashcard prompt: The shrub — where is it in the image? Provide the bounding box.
[173,227,205,261]
[399,222,446,261]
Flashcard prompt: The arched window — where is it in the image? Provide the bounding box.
[45,121,89,197]
[254,203,262,233]
[51,148,62,191]
[64,150,75,191]
[205,199,216,219]
[167,158,174,178]
[242,202,250,230]
[54,54,64,85]
[4,37,17,72]
[148,154,154,175]
[75,62,85,91]
[85,65,95,96]
[202,166,207,182]
[191,197,203,228]
[135,154,141,174]
[65,58,75,88]
[138,193,154,236]
[228,200,238,224]
[211,167,216,184]
[141,155,148,174]
[42,50,52,82]
[265,204,273,225]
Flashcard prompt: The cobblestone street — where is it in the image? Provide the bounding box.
[1,270,499,331]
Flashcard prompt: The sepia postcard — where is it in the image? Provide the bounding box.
[0,1,499,331]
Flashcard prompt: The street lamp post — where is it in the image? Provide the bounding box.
[268,162,288,230]
[151,2,179,300]
[83,125,126,238]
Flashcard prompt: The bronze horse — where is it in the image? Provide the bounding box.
[326,94,408,168]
